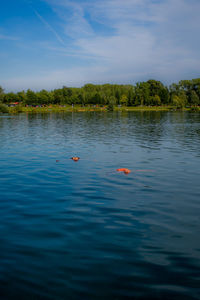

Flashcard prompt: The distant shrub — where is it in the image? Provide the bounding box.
[172,95,186,109]
[190,106,200,112]
[0,103,9,113]
[107,102,114,111]
[107,96,116,111]
[11,105,23,113]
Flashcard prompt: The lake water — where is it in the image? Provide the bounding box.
[0,111,200,300]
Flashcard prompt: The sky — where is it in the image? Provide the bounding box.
[0,0,200,92]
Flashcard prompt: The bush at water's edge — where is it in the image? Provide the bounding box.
[2,104,200,114]
[0,103,9,113]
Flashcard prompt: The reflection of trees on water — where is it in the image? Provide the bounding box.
[167,112,200,155]
[0,112,200,155]
[0,115,29,148]
[125,111,167,150]
[18,112,166,150]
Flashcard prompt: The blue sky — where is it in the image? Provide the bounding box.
[0,0,200,92]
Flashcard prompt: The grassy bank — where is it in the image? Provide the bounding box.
[1,104,200,114]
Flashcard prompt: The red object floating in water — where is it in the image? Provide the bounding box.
[56,160,59,162]
[116,168,131,174]
[71,157,80,162]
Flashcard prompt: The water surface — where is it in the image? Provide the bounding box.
[0,111,200,299]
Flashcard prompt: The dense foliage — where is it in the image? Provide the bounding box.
[1,79,200,108]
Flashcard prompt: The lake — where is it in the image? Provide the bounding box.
[0,111,200,300]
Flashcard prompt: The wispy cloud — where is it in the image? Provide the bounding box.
[45,0,200,59]
[0,34,19,41]
[1,0,200,91]
[32,6,65,46]
[52,0,199,84]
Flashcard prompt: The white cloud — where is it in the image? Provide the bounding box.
[43,0,200,82]
[2,0,200,91]
[45,0,94,39]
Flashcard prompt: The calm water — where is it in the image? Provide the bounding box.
[0,111,200,300]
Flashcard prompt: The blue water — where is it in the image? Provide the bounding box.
[0,111,200,300]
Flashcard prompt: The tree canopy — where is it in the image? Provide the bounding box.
[1,79,200,107]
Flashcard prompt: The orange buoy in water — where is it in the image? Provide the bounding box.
[71,157,80,162]
[117,168,131,174]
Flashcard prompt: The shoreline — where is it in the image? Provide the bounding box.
[2,105,200,114]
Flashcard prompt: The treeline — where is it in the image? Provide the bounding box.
[0,79,200,107]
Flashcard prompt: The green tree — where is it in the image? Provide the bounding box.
[150,95,161,106]
[3,92,16,104]
[179,80,193,93]
[169,83,180,95]
[26,89,38,105]
[53,89,64,104]
[107,96,116,111]
[115,89,120,105]
[37,90,52,105]
[62,86,72,103]
[0,103,9,113]
[172,94,186,108]
[16,91,26,104]
[192,79,200,99]
[189,90,200,106]
[135,82,150,106]
[127,87,135,106]
[147,79,169,104]
[120,94,128,106]
[0,86,4,102]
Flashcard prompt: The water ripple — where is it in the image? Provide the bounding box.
[0,112,200,299]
